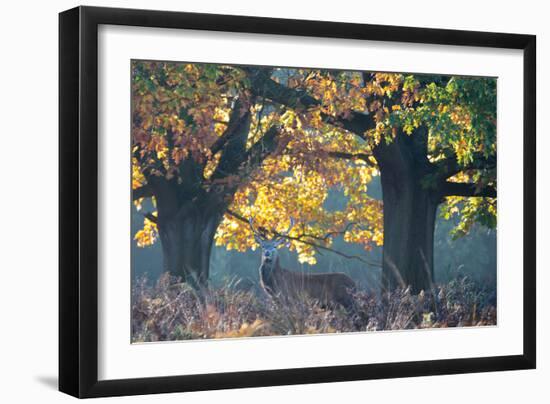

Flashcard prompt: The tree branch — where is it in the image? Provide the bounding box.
[143,212,158,224]
[210,105,252,180]
[327,151,376,167]
[210,125,281,183]
[225,209,381,268]
[244,68,375,137]
[243,125,280,168]
[295,221,357,242]
[434,153,496,179]
[209,99,248,155]
[440,182,496,198]
[132,184,153,200]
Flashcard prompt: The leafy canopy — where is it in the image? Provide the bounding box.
[132,61,496,263]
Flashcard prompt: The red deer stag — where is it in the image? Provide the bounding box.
[249,217,356,310]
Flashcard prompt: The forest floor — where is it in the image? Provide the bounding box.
[131,273,497,342]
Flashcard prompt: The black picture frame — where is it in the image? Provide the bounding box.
[59,5,536,398]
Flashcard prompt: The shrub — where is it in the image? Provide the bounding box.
[132,272,497,343]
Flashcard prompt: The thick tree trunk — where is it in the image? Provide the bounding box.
[375,129,440,293]
[379,174,438,292]
[147,175,226,288]
[157,206,223,287]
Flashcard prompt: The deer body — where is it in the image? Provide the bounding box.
[259,256,356,309]
[250,218,356,310]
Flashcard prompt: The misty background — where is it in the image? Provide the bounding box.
[131,177,496,292]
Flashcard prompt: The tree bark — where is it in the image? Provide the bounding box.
[379,175,438,292]
[375,129,439,293]
[140,173,229,288]
[157,202,224,287]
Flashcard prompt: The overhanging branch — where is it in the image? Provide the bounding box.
[132,185,153,200]
[226,209,381,268]
[440,182,496,198]
[327,151,377,167]
[210,99,247,155]
[434,153,496,179]
[244,125,280,167]
[210,106,252,180]
[143,212,158,224]
[244,68,375,137]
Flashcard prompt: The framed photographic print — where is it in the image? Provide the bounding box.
[59,6,536,398]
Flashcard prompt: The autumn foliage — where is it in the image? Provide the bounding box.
[131,60,496,290]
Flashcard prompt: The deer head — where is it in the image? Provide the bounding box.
[249,216,294,265]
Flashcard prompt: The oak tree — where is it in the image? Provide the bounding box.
[132,61,496,292]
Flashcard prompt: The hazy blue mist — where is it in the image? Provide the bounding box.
[131,177,496,291]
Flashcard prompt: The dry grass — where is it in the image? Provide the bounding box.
[132,273,496,342]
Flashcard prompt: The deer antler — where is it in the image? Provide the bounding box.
[273,217,294,246]
[279,217,295,237]
[249,215,269,243]
[250,214,294,242]
[248,216,260,236]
